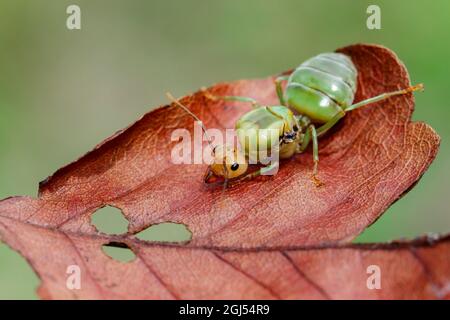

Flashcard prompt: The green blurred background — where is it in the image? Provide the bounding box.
[0,0,449,299]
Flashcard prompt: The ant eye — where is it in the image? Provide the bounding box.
[230,163,239,171]
[293,125,299,132]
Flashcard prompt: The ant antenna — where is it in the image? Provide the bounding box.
[166,92,214,151]
[166,92,230,191]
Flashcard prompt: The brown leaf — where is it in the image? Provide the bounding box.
[0,217,449,299]
[0,44,446,299]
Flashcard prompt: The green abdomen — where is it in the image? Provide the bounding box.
[286,53,357,123]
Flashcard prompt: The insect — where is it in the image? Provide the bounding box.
[168,52,423,187]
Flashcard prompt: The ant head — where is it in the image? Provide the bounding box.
[165,93,248,186]
[209,144,248,180]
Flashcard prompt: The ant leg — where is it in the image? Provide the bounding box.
[266,106,286,120]
[346,84,424,112]
[203,167,214,184]
[315,84,424,137]
[203,90,261,109]
[309,125,323,187]
[297,126,312,153]
[218,96,261,108]
[316,110,346,137]
[297,125,323,187]
[275,75,289,106]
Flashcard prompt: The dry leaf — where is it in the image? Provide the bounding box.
[0,44,446,299]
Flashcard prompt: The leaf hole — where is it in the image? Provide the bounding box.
[102,242,136,263]
[135,222,192,243]
[91,205,129,235]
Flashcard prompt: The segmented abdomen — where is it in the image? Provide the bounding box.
[286,53,357,123]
